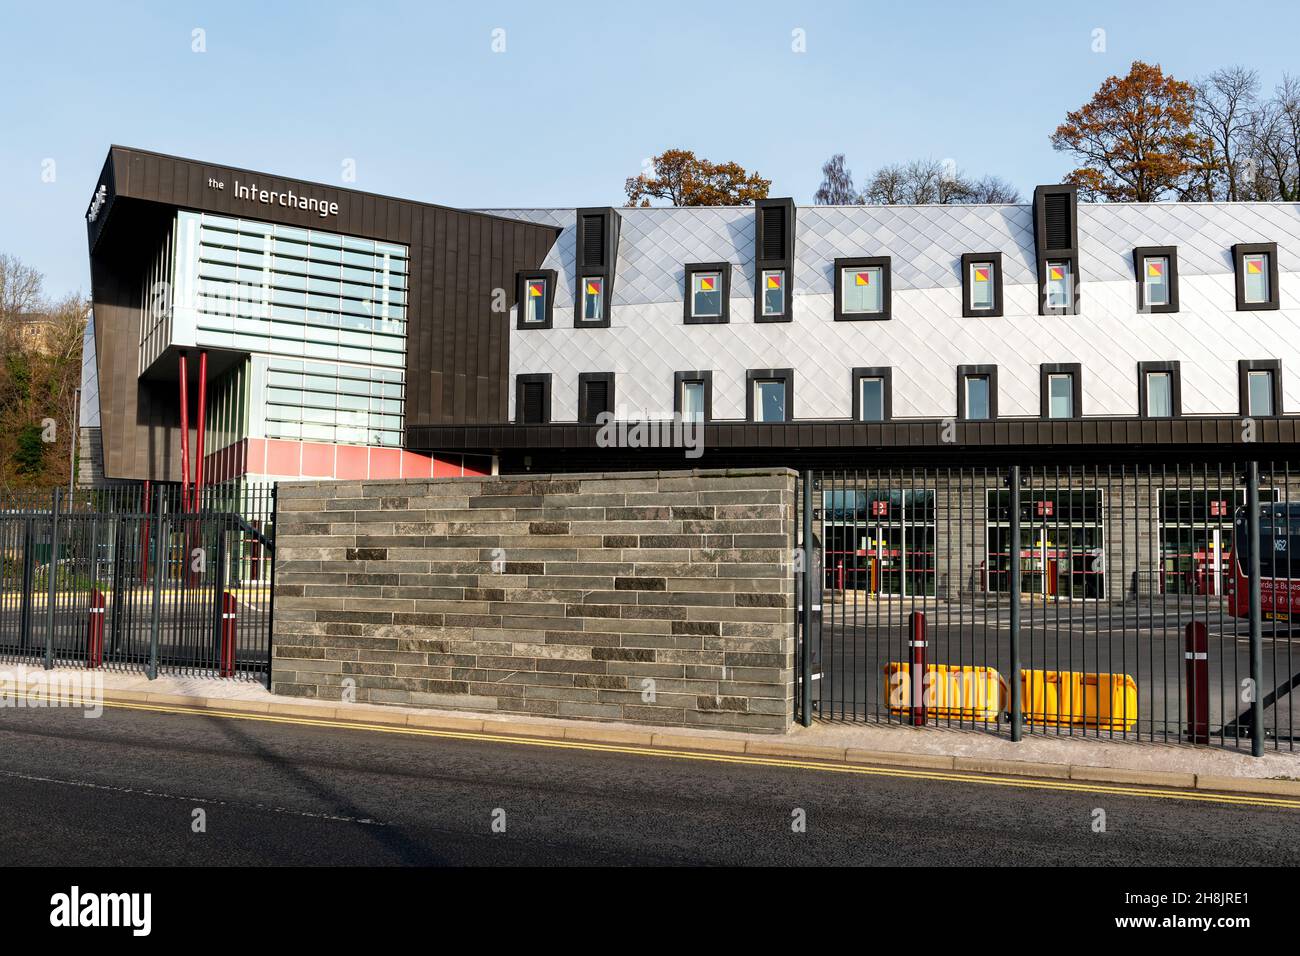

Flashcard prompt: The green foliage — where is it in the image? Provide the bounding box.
[13,423,45,476]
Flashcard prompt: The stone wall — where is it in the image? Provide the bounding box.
[271,469,796,733]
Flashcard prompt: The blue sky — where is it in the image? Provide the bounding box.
[2,0,1298,297]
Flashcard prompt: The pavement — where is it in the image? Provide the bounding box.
[2,695,1299,865]
[15,665,1300,800]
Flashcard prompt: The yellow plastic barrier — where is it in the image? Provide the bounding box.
[1021,670,1138,730]
[883,663,1008,721]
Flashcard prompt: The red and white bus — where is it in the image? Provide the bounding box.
[1226,502,1300,619]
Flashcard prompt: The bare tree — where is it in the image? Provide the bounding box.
[861,159,1021,205]
[1193,66,1260,200]
[814,153,860,204]
[0,253,44,325]
[1247,74,1300,201]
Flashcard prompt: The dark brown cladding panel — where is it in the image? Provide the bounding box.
[87,146,560,481]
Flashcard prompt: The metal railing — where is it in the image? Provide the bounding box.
[0,481,277,682]
[795,462,1298,753]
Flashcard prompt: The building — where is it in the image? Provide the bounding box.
[81,147,1300,476]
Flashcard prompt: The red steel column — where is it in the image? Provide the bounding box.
[194,350,207,510]
[1185,620,1209,744]
[220,591,237,677]
[86,588,106,668]
[909,610,927,726]
[178,351,191,513]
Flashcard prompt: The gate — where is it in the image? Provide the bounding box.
[0,482,277,681]
[795,462,1298,754]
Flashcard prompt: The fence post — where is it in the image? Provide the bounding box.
[800,471,813,728]
[147,491,165,680]
[44,487,61,670]
[1008,465,1023,741]
[18,517,35,653]
[266,484,278,690]
[1184,620,1209,744]
[1246,461,1264,756]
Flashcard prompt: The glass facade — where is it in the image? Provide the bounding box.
[165,211,409,449]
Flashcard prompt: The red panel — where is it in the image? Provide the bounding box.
[265,439,301,477]
[247,438,267,476]
[431,454,462,478]
[369,447,401,479]
[336,444,368,480]
[300,442,334,478]
[400,451,433,479]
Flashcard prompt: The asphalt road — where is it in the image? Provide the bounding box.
[0,703,1296,866]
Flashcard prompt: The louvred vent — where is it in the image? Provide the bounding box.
[1044,193,1071,249]
[580,215,605,268]
[522,382,544,423]
[761,205,786,260]
[584,380,609,416]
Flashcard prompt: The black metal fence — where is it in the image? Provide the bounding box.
[795,462,1298,754]
[0,482,277,682]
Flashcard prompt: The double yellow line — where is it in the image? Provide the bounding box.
[42,695,1300,811]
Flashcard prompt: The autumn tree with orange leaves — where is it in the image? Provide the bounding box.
[1051,61,1210,201]
[625,149,770,206]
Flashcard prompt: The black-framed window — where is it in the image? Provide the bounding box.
[578,372,615,423]
[1233,242,1280,311]
[1137,361,1181,418]
[516,270,556,330]
[851,367,892,422]
[746,368,793,422]
[1239,360,1282,417]
[834,257,891,321]
[683,263,730,325]
[957,365,997,421]
[673,371,713,422]
[1133,247,1178,314]
[754,198,794,323]
[961,252,1003,318]
[515,373,552,424]
[574,207,617,328]
[1042,258,1077,315]
[1040,363,1082,419]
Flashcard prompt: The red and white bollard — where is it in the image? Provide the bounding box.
[219,591,237,677]
[86,588,106,668]
[1185,620,1209,744]
[909,610,927,726]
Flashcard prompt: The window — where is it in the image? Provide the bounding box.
[1138,361,1181,418]
[761,269,786,318]
[754,198,794,322]
[580,277,604,322]
[746,368,793,422]
[957,365,998,421]
[574,207,617,327]
[834,257,891,321]
[578,372,615,423]
[1239,360,1282,417]
[1233,243,1279,311]
[1133,247,1178,314]
[516,270,556,330]
[852,367,892,422]
[1045,260,1073,312]
[961,253,1003,317]
[683,263,730,324]
[965,377,990,420]
[673,371,713,422]
[1040,363,1082,420]
[515,374,551,424]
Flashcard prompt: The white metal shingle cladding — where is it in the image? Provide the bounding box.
[483,203,1300,423]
